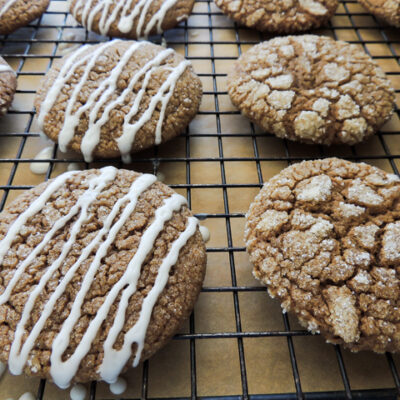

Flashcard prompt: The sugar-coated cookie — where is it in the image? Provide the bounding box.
[358,0,400,27]
[245,158,400,353]
[215,0,338,33]
[228,35,395,146]
[0,56,16,115]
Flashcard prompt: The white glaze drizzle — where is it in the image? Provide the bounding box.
[0,64,13,73]
[0,167,199,389]
[18,393,35,400]
[38,40,191,163]
[72,0,179,38]
[70,383,87,400]
[109,377,127,395]
[0,0,18,19]
[199,226,210,243]
[30,146,53,175]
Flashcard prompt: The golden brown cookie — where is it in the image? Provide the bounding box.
[35,40,202,163]
[0,167,207,387]
[0,56,16,115]
[228,35,395,146]
[215,0,338,33]
[245,158,400,353]
[69,0,194,39]
[0,0,49,35]
[358,0,400,27]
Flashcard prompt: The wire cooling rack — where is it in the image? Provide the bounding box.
[0,0,400,399]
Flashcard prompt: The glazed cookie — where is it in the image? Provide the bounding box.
[0,167,207,386]
[358,0,400,27]
[35,40,202,163]
[0,0,50,35]
[228,35,395,146]
[215,0,338,33]
[69,0,194,39]
[245,158,400,353]
[0,56,16,115]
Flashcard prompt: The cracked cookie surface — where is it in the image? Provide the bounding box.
[215,0,338,33]
[228,35,395,146]
[0,56,16,116]
[0,168,207,384]
[245,158,400,353]
[358,0,400,27]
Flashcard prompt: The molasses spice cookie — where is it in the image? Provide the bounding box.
[35,40,202,163]
[245,158,400,353]
[215,0,338,33]
[358,0,400,27]
[228,35,395,146]
[69,0,194,39]
[0,167,207,386]
[0,0,50,35]
[0,56,16,116]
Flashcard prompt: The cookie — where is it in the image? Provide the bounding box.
[69,0,194,39]
[0,167,207,387]
[215,0,338,33]
[228,35,395,146]
[0,57,16,115]
[35,40,202,163]
[0,0,50,35]
[358,0,400,27]
[228,35,395,145]
[245,158,400,353]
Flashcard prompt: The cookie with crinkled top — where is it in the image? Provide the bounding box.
[0,167,207,384]
[0,0,50,35]
[215,0,338,33]
[0,56,16,116]
[228,35,395,146]
[69,0,194,39]
[34,40,202,162]
[245,158,400,353]
[358,0,400,27]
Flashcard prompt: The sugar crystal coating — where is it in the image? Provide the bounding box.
[245,158,400,352]
[228,35,395,146]
[215,0,338,33]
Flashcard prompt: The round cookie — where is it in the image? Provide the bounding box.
[0,167,207,387]
[0,0,50,35]
[215,0,338,33]
[228,35,395,146]
[69,0,194,39]
[245,158,400,353]
[35,39,202,163]
[0,56,16,115]
[358,0,400,27]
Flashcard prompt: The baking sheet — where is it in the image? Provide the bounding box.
[0,0,400,398]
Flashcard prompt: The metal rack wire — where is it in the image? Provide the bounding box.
[0,0,400,399]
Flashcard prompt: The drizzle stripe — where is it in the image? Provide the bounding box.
[8,167,118,375]
[50,192,187,387]
[0,65,13,73]
[0,170,78,267]
[0,0,17,18]
[100,216,198,382]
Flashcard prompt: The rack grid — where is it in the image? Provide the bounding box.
[0,0,400,399]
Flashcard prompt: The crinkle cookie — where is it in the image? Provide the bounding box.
[215,0,338,33]
[228,35,395,146]
[245,158,400,353]
[0,167,207,387]
[358,0,400,27]
[0,0,49,35]
[35,39,202,163]
[69,0,194,39]
[0,56,16,115]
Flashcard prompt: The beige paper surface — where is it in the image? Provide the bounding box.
[0,0,400,398]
